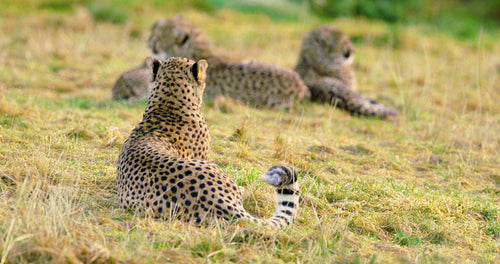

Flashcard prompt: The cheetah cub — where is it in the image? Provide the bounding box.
[111,59,150,101]
[295,25,398,118]
[113,15,309,109]
[116,57,299,228]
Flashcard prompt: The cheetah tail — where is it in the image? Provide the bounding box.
[258,165,299,229]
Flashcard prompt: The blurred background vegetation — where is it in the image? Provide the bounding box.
[3,0,498,41]
[8,0,498,42]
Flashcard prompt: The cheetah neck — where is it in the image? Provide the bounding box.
[143,87,204,120]
[184,40,230,65]
[141,88,203,126]
[192,48,215,62]
[142,103,203,123]
[295,55,348,81]
[295,56,322,82]
[135,109,205,138]
[185,40,244,65]
[294,56,309,77]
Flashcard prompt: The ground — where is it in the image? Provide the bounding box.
[0,1,499,263]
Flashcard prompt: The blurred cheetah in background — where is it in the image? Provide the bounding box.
[113,15,309,109]
[113,16,397,118]
[295,25,398,118]
[111,59,150,101]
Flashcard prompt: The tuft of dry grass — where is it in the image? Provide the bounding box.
[0,1,499,263]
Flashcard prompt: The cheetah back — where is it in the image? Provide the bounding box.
[147,16,309,109]
[206,60,309,109]
[116,57,300,228]
[116,57,247,222]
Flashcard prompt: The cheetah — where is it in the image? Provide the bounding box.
[111,59,150,101]
[113,17,396,118]
[116,56,299,228]
[113,15,309,109]
[294,25,398,118]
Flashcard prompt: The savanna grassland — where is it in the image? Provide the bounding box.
[0,1,499,263]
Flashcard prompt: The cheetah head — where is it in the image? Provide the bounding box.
[146,56,208,110]
[299,25,355,75]
[147,15,212,61]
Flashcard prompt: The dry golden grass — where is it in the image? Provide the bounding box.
[0,1,499,263]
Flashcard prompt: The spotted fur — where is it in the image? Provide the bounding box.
[295,25,398,118]
[116,57,299,228]
[113,15,309,108]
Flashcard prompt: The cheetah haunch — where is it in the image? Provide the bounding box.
[116,57,299,228]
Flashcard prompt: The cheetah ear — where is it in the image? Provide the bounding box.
[175,30,190,46]
[179,34,190,45]
[171,26,188,45]
[191,59,208,83]
[146,56,161,82]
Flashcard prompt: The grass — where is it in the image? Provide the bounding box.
[0,1,499,263]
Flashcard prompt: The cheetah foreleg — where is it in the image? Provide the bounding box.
[311,77,398,118]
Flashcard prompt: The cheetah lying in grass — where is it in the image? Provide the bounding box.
[112,16,397,118]
[294,25,398,118]
[111,59,150,101]
[116,56,299,228]
[112,15,309,109]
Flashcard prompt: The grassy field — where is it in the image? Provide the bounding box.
[1,1,499,263]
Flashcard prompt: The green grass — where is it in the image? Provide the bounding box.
[0,1,499,263]
[207,0,307,21]
[87,3,128,24]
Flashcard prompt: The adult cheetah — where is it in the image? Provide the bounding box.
[116,56,299,228]
[113,16,397,118]
[113,15,309,109]
[111,59,150,101]
[295,25,398,118]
